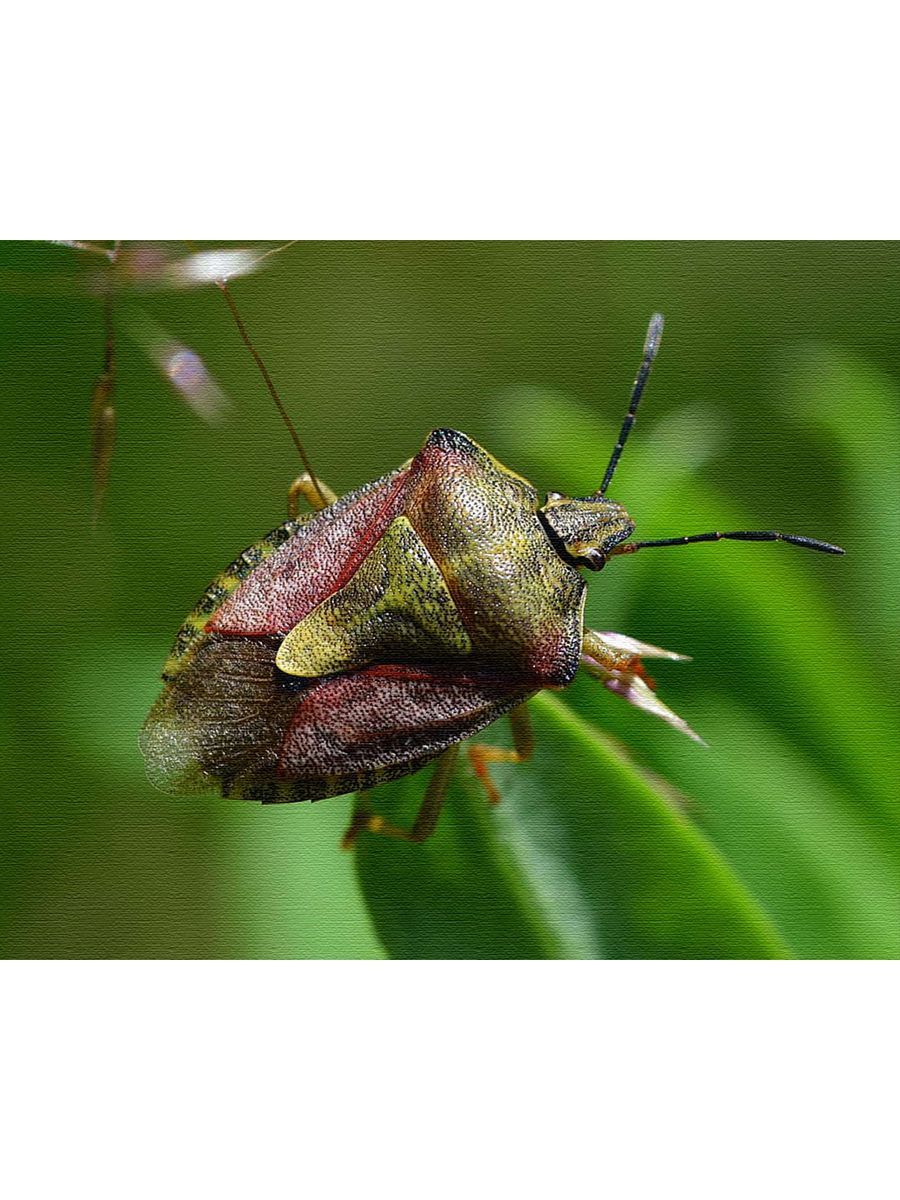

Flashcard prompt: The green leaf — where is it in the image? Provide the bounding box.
[647,696,900,958]
[489,385,900,959]
[355,693,789,959]
[781,345,900,655]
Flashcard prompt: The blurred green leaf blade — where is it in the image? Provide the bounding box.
[781,344,900,656]
[486,381,900,959]
[648,696,900,958]
[355,693,789,959]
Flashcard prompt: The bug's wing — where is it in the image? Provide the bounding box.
[140,635,533,803]
[205,464,413,639]
[277,661,533,799]
[162,461,414,682]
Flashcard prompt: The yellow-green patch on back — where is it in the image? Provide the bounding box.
[276,515,472,677]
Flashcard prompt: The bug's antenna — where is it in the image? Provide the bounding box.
[215,277,326,508]
[612,529,845,556]
[598,312,664,496]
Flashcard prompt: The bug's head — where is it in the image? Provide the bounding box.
[541,312,844,572]
[539,492,634,570]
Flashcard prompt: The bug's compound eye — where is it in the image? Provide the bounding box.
[585,549,607,571]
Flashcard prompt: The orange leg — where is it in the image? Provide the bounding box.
[341,745,459,849]
[467,703,534,806]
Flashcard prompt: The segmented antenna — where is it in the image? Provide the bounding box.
[613,530,845,556]
[215,276,326,508]
[598,312,664,496]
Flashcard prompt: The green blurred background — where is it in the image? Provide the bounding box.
[1,241,898,958]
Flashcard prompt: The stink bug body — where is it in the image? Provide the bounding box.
[141,308,843,845]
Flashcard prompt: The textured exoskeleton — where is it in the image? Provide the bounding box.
[142,429,648,804]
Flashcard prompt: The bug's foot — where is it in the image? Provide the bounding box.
[466,706,534,806]
[287,473,338,518]
[341,807,393,850]
[341,746,458,848]
[467,744,521,805]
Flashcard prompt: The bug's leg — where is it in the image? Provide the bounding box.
[467,703,534,806]
[581,628,655,676]
[287,473,338,517]
[341,744,459,849]
[580,628,703,743]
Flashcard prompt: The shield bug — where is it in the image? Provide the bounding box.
[141,302,844,846]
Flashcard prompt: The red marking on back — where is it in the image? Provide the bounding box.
[275,661,531,779]
[207,465,414,637]
[364,662,516,686]
[363,664,445,683]
[207,436,478,640]
[329,472,410,594]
